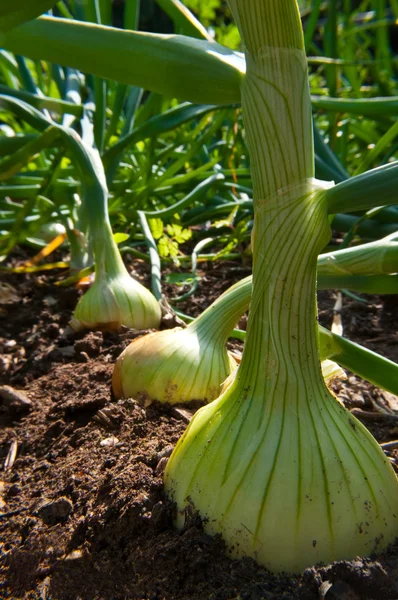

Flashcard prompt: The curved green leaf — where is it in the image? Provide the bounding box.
[0,0,55,34]
[0,16,245,104]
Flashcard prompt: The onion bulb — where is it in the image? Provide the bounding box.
[112,277,250,403]
[164,0,398,574]
[67,140,161,332]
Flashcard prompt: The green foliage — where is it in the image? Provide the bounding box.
[216,22,241,49]
[113,232,130,245]
[165,271,199,285]
[183,0,222,23]
[182,0,241,48]
[0,0,397,273]
[149,215,192,258]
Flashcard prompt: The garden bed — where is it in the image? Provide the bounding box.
[1,258,398,600]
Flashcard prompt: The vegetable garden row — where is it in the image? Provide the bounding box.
[1,1,398,598]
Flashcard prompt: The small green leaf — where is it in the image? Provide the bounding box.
[113,232,129,245]
[165,272,200,286]
[166,223,192,243]
[158,235,179,258]
[148,217,164,241]
[176,228,192,243]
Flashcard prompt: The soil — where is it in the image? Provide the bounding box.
[0,254,398,600]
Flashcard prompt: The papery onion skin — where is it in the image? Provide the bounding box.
[70,273,161,332]
[112,276,252,404]
[165,372,398,573]
[112,326,237,404]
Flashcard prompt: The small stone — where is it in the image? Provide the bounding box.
[0,355,12,374]
[319,582,333,599]
[36,497,73,524]
[347,393,365,409]
[57,346,75,358]
[323,580,360,600]
[155,456,169,476]
[100,436,119,447]
[156,446,173,461]
[170,407,196,423]
[4,340,17,350]
[381,391,398,412]
[43,295,58,307]
[0,385,32,411]
[150,501,168,530]
[0,282,20,304]
[7,484,22,497]
[64,549,84,561]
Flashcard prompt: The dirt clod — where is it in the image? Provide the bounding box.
[0,385,32,411]
[36,497,73,524]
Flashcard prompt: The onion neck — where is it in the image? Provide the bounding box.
[228,0,304,54]
[87,184,128,282]
[63,128,129,283]
[190,276,251,345]
[237,184,331,395]
[227,0,332,397]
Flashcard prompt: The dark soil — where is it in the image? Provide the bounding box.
[0,257,398,600]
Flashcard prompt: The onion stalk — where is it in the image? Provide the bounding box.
[317,232,398,277]
[68,140,161,332]
[165,0,398,574]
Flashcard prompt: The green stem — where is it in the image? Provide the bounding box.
[238,186,331,391]
[192,276,251,344]
[137,210,163,301]
[313,124,349,183]
[190,269,398,393]
[83,0,107,153]
[0,84,83,116]
[143,174,225,218]
[320,326,398,396]
[15,55,40,95]
[317,233,398,276]
[331,213,398,239]
[326,162,398,214]
[311,95,398,117]
[89,215,126,281]
[124,0,140,29]
[324,0,338,98]
[61,135,127,279]
[226,1,328,392]
[318,273,398,294]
